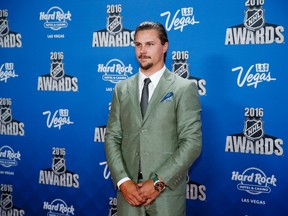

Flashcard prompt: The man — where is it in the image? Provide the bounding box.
[105,21,202,216]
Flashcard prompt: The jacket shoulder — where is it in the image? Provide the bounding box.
[115,74,137,89]
[172,73,196,87]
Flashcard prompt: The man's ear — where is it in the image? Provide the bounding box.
[163,42,169,53]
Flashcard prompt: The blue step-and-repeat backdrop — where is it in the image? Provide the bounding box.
[0,0,287,215]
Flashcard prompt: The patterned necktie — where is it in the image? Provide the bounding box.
[140,78,151,117]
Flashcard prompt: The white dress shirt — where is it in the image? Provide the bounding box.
[138,66,166,102]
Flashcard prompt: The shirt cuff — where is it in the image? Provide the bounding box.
[117,177,131,189]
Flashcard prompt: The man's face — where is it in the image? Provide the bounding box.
[134,29,168,73]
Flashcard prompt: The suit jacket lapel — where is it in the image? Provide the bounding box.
[143,69,175,122]
[127,74,142,120]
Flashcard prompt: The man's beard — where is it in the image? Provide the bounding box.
[140,62,153,70]
[138,55,153,70]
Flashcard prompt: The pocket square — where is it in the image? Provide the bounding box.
[161,92,174,102]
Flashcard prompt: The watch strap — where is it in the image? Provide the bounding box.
[153,176,158,183]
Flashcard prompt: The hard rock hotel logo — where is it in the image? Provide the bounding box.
[225,0,284,45]
[43,199,75,216]
[0,146,21,169]
[39,147,80,188]
[0,98,25,136]
[92,4,134,47]
[39,6,72,31]
[98,58,133,86]
[225,107,284,156]
[231,167,277,195]
[171,50,206,96]
[39,6,72,39]
[37,52,78,92]
[0,9,22,48]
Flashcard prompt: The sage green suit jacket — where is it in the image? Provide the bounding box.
[105,69,202,196]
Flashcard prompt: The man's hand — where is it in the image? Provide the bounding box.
[138,179,160,206]
[120,180,145,206]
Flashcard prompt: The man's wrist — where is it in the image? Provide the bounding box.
[117,177,131,189]
[153,175,166,192]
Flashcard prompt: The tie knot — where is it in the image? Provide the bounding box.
[144,78,151,86]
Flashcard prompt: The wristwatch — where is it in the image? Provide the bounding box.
[153,176,166,192]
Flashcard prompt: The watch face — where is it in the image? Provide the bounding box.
[155,181,165,192]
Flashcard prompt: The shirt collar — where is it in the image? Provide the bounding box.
[139,66,166,87]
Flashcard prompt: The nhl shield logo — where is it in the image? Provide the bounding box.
[244,8,265,31]
[50,62,64,80]
[109,206,117,216]
[172,62,189,79]
[0,19,9,37]
[1,193,13,210]
[243,119,264,141]
[107,15,122,35]
[0,107,12,124]
[52,157,66,175]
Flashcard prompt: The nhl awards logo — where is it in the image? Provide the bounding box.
[171,51,206,96]
[0,98,25,136]
[50,61,64,80]
[0,184,25,215]
[244,6,264,31]
[0,192,12,211]
[0,106,11,124]
[0,9,22,48]
[107,13,122,35]
[92,4,134,47]
[0,15,9,37]
[225,107,284,156]
[243,118,264,141]
[39,147,80,188]
[52,155,66,175]
[37,52,78,92]
[225,0,285,45]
